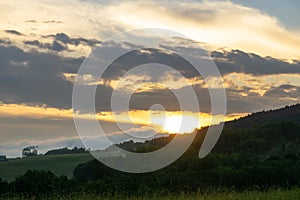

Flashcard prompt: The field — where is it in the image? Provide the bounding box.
[75,189,300,200]
[0,153,93,182]
[3,188,300,200]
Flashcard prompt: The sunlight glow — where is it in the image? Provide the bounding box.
[0,103,247,134]
[161,115,200,134]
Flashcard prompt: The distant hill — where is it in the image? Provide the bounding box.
[45,147,88,155]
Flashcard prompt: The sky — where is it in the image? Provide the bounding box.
[0,0,299,157]
[231,0,300,30]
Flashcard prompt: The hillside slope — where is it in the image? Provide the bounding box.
[72,104,300,191]
[0,153,93,182]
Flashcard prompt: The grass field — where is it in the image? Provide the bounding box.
[0,153,93,182]
[75,189,300,200]
[3,188,300,199]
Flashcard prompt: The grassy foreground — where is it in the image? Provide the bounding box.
[0,153,93,182]
[2,188,300,200]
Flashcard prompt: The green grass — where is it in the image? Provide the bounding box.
[72,188,300,200]
[52,188,300,200]
[0,153,93,182]
[3,188,300,200]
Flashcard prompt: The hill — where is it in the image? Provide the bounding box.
[0,153,93,182]
[45,147,88,155]
[72,104,300,193]
[117,103,300,155]
[225,104,300,129]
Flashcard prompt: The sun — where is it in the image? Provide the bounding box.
[161,115,200,134]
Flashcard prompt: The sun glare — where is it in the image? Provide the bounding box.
[160,115,200,134]
[0,103,245,135]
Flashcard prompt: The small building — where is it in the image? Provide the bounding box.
[22,146,38,157]
[0,155,7,162]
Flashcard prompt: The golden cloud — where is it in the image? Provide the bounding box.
[0,103,246,134]
[105,1,300,60]
[221,73,300,96]
[1,1,300,60]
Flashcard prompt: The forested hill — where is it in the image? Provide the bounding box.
[225,103,300,129]
[117,103,300,154]
[205,103,300,155]
[70,103,300,192]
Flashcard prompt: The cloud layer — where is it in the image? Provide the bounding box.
[0,39,299,113]
[1,0,300,60]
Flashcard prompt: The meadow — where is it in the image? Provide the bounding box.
[3,188,300,200]
[0,153,93,182]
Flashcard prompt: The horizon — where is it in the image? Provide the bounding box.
[3,102,299,159]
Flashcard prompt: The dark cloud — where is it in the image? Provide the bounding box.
[211,49,300,75]
[24,40,67,52]
[0,39,11,45]
[68,41,297,114]
[88,42,299,81]
[42,20,63,24]
[97,46,200,80]
[24,20,62,24]
[0,43,117,111]
[129,88,181,111]
[24,40,41,46]
[23,33,102,52]
[46,33,102,47]
[1,39,299,114]
[264,84,300,99]
[25,20,38,23]
[4,30,23,36]
[128,85,212,113]
[0,45,82,108]
[222,84,300,114]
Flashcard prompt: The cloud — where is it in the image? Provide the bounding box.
[264,84,300,101]
[212,50,300,75]
[0,103,242,131]
[25,20,63,24]
[4,30,23,36]
[2,37,299,115]
[208,72,300,95]
[23,32,102,52]
[0,44,83,108]
[47,33,102,47]
[0,0,119,40]
[25,20,38,23]
[42,20,62,24]
[0,39,11,45]
[24,40,67,52]
[103,0,300,60]
[67,40,300,114]
[1,0,300,60]
[0,103,73,120]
